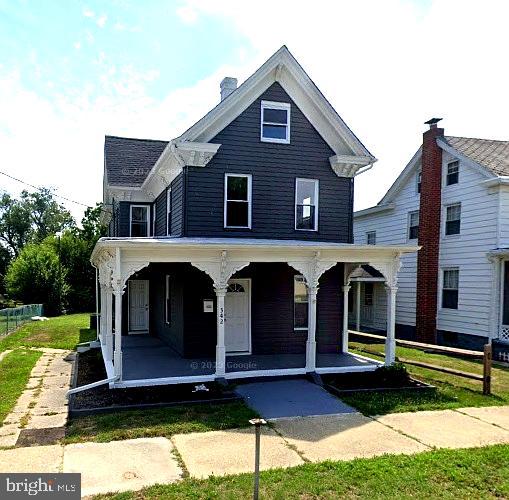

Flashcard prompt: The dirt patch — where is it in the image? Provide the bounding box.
[17,427,66,447]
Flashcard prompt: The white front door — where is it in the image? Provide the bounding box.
[225,279,250,353]
[128,280,149,333]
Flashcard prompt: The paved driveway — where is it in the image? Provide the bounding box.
[235,378,357,419]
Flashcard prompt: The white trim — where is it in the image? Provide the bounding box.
[407,210,419,242]
[415,168,422,194]
[129,204,150,237]
[127,279,150,333]
[114,375,215,388]
[316,364,379,374]
[224,368,307,379]
[295,178,319,231]
[224,173,252,229]
[293,274,308,331]
[444,159,460,187]
[260,100,291,144]
[354,203,395,218]
[166,187,172,236]
[165,274,171,325]
[151,203,156,236]
[225,278,252,355]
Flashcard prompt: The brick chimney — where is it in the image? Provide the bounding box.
[415,118,444,344]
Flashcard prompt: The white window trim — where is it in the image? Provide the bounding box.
[444,159,460,187]
[366,231,376,245]
[416,169,422,194]
[407,210,419,241]
[443,202,462,238]
[166,187,172,236]
[224,173,252,229]
[439,267,460,311]
[260,100,291,144]
[294,275,308,331]
[151,204,156,236]
[295,178,319,232]
[165,274,171,325]
[129,204,150,237]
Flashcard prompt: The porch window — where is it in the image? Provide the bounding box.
[295,178,319,231]
[166,187,172,235]
[366,231,376,245]
[446,160,459,185]
[294,275,308,330]
[408,210,419,240]
[445,203,461,235]
[260,101,290,143]
[224,174,252,228]
[416,170,422,194]
[165,275,171,325]
[442,268,459,309]
[130,205,149,237]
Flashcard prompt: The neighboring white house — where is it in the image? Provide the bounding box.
[354,122,509,356]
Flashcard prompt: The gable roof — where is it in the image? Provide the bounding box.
[442,136,509,177]
[104,136,168,187]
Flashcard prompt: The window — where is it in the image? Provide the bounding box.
[446,161,459,185]
[130,205,149,237]
[166,187,172,235]
[295,178,319,231]
[366,231,376,245]
[408,210,419,240]
[442,268,459,309]
[151,204,156,236]
[364,283,374,306]
[416,170,422,194]
[294,275,308,330]
[445,203,461,235]
[224,174,251,228]
[260,101,290,143]
[165,275,171,324]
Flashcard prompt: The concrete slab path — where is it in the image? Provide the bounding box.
[236,379,357,419]
[457,406,509,430]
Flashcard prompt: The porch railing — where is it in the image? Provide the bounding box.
[0,304,43,336]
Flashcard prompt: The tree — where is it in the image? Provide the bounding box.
[0,192,32,257]
[0,245,11,296]
[5,241,68,316]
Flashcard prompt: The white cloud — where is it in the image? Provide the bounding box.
[176,5,199,25]
[82,8,94,18]
[96,15,108,28]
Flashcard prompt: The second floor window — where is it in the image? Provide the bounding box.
[408,210,419,240]
[445,203,461,235]
[446,161,459,185]
[261,101,290,143]
[294,275,308,330]
[442,268,459,309]
[166,187,172,235]
[416,170,422,194]
[366,231,376,245]
[295,178,318,231]
[224,174,251,228]
[130,205,149,237]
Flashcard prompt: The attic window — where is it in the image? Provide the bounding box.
[446,161,459,185]
[261,101,290,144]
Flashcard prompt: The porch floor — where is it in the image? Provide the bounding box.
[120,335,380,382]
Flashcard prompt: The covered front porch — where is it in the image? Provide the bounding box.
[92,237,417,389]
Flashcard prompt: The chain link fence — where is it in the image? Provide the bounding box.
[0,304,43,336]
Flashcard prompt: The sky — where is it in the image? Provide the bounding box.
[1,0,508,222]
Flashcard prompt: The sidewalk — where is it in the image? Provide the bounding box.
[0,405,508,497]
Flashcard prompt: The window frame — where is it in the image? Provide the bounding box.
[293,274,308,331]
[165,274,171,325]
[366,231,376,245]
[445,202,461,236]
[151,203,156,236]
[295,178,319,232]
[224,173,252,229]
[166,187,172,236]
[416,169,422,194]
[129,204,150,237]
[445,160,459,186]
[260,100,291,144]
[408,210,419,241]
[441,268,459,310]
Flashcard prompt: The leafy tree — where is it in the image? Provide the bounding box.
[5,241,68,316]
[0,245,11,296]
[0,192,32,257]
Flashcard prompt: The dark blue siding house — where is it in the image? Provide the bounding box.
[91,47,416,388]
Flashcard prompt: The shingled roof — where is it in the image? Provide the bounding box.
[104,136,168,187]
[444,136,509,177]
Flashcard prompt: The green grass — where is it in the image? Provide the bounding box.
[65,401,257,443]
[95,444,509,499]
[0,313,95,352]
[340,341,509,415]
[0,349,42,423]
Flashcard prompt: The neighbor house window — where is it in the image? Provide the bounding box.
[166,187,172,235]
[364,283,374,306]
[165,275,171,324]
[224,174,252,228]
[416,170,422,194]
[294,275,308,330]
[130,205,149,237]
[445,203,461,235]
[442,268,459,309]
[366,231,376,245]
[260,101,290,143]
[446,160,459,185]
[408,210,419,240]
[295,178,319,231]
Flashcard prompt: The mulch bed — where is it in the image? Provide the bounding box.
[69,349,240,416]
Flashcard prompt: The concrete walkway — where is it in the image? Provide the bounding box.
[0,405,508,496]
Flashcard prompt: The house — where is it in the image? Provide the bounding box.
[354,118,509,358]
[90,47,417,389]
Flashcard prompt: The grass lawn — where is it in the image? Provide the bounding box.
[0,349,42,424]
[65,401,256,443]
[341,341,509,415]
[0,313,95,353]
[95,444,509,499]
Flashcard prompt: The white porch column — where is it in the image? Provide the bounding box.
[105,287,113,362]
[355,281,361,331]
[113,288,123,379]
[306,286,318,372]
[385,284,398,365]
[99,284,106,345]
[215,287,227,377]
[342,284,351,353]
